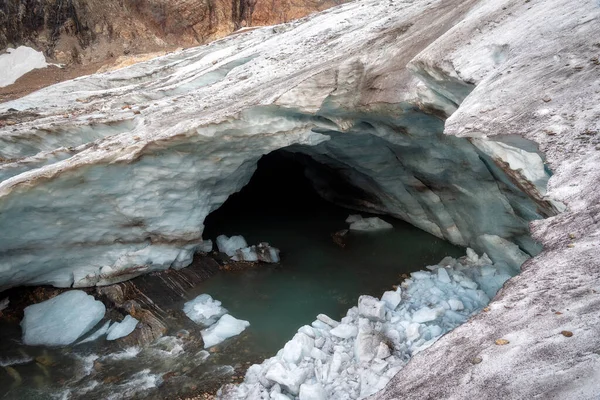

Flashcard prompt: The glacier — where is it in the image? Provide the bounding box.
[0,0,599,397]
[0,0,559,291]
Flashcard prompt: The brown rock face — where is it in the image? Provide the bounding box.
[0,0,344,64]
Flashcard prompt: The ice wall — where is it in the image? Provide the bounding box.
[0,0,558,289]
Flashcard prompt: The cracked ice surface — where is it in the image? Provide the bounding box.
[218,251,512,399]
[0,0,556,290]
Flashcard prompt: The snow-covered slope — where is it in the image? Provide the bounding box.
[0,46,48,87]
[0,0,557,290]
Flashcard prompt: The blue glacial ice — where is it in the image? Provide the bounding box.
[106,315,139,341]
[21,290,105,346]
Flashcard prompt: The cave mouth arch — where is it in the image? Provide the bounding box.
[200,147,465,356]
[202,149,379,236]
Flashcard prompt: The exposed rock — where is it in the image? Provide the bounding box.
[0,0,346,66]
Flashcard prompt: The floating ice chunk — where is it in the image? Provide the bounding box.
[381,289,401,310]
[299,382,327,400]
[184,294,228,327]
[216,235,248,257]
[77,321,112,344]
[316,314,339,328]
[412,306,443,323]
[358,296,386,321]
[310,347,327,361]
[345,214,363,223]
[232,246,259,262]
[0,297,8,312]
[21,290,105,346]
[106,315,139,341]
[283,333,314,364]
[437,268,451,283]
[448,298,464,311]
[349,216,393,231]
[256,243,280,263]
[222,239,281,263]
[265,362,309,395]
[330,324,358,339]
[201,314,249,348]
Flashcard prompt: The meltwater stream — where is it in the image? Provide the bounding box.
[0,152,463,399]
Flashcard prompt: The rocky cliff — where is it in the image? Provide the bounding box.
[0,0,343,64]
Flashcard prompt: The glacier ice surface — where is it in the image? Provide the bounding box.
[21,290,105,346]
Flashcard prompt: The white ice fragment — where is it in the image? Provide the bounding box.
[412,307,443,323]
[282,333,314,364]
[265,362,308,395]
[381,289,401,310]
[448,298,464,311]
[77,321,112,344]
[184,294,228,327]
[106,315,139,341]
[437,268,451,283]
[349,217,393,231]
[310,347,328,361]
[299,382,327,400]
[298,325,316,338]
[330,324,358,339]
[216,235,248,257]
[201,314,249,348]
[21,290,105,346]
[0,298,8,312]
[466,248,479,263]
[358,296,386,321]
[232,246,259,262]
[345,214,363,223]
[316,314,339,328]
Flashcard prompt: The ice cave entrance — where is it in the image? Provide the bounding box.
[199,150,464,358]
